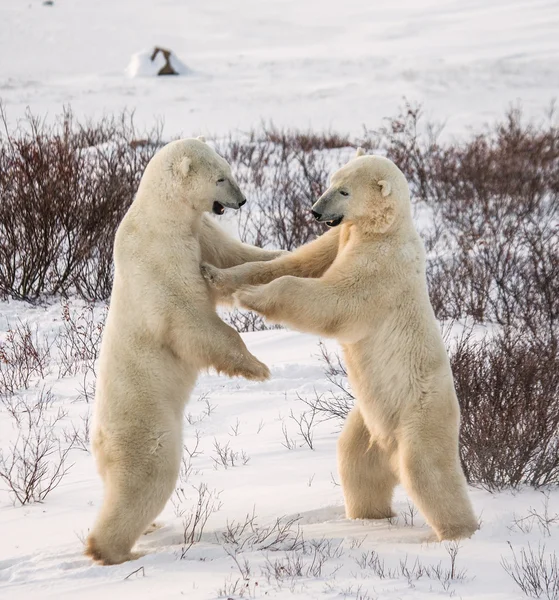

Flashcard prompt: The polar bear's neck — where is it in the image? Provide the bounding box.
[130,188,204,244]
[357,211,416,242]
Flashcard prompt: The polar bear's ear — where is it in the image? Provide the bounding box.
[197,136,206,143]
[378,179,391,197]
[355,147,366,157]
[179,156,192,177]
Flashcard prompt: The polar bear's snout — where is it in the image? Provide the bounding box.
[213,178,247,214]
[212,196,247,215]
[311,192,345,227]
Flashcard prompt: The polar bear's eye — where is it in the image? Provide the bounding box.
[339,190,349,197]
[216,178,226,184]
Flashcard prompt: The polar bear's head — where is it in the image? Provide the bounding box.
[144,137,246,215]
[311,150,411,233]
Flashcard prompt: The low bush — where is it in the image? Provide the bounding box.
[0,105,162,301]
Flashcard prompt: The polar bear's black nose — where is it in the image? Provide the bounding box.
[311,210,322,220]
[239,198,247,207]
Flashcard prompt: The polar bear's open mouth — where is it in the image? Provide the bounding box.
[326,216,344,227]
[212,201,225,215]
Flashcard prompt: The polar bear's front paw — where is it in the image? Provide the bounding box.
[200,263,222,286]
[238,356,271,382]
[201,263,238,297]
[234,286,266,314]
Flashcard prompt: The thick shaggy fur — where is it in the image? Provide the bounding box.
[203,151,478,542]
[86,138,282,565]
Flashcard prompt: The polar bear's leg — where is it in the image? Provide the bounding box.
[338,407,397,519]
[398,434,478,541]
[86,429,181,565]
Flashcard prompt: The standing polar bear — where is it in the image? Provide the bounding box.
[203,150,478,542]
[87,138,283,565]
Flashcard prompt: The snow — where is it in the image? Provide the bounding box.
[1,300,558,599]
[1,0,559,597]
[1,0,558,137]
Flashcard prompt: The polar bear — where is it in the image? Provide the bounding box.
[86,138,284,565]
[202,150,478,541]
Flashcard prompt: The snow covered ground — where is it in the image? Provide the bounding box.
[0,300,558,599]
[1,0,559,137]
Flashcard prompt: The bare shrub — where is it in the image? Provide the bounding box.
[305,538,344,576]
[502,543,559,600]
[348,536,367,549]
[171,442,203,517]
[401,501,418,527]
[289,407,318,450]
[184,393,216,425]
[184,429,203,459]
[296,341,354,424]
[124,566,145,580]
[201,394,216,417]
[355,543,466,591]
[280,421,297,451]
[339,585,374,600]
[174,482,222,559]
[218,511,342,591]
[216,575,254,598]
[297,389,353,425]
[262,551,305,584]
[443,541,466,586]
[453,328,559,490]
[223,308,280,333]
[76,369,96,405]
[261,539,343,586]
[218,510,304,554]
[355,550,389,577]
[0,104,163,301]
[56,301,106,378]
[211,439,250,469]
[509,492,559,537]
[0,388,75,505]
[0,320,51,395]
[262,125,351,152]
[0,384,56,427]
[229,418,241,437]
[63,410,91,453]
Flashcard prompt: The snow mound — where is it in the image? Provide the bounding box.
[126,47,190,78]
